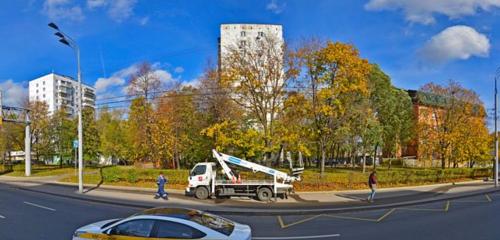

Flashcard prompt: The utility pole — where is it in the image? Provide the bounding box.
[48,22,84,193]
[495,67,500,188]
[25,112,31,177]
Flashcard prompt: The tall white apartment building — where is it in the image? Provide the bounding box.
[28,73,96,116]
[218,23,283,69]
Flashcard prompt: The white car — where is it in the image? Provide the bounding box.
[73,207,251,240]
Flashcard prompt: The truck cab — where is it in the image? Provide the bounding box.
[186,162,215,199]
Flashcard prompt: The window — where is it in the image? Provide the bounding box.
[191,165,206,176]
[43,88,45,91]
[36,83,39,87]
[153,220,206,239]
[239,40,246,48]
[240,31,246,37]
[43,81,45,85]
[43,94,45,98]
[258,31,264,37]
[109,219,155,237]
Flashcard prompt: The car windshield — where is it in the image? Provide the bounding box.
[187,211,234,236]
[100,219,121,229]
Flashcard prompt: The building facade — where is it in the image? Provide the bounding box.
[28,73,96,116]
[218,23,283,69]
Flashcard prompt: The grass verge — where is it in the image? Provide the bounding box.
[58,166,492,191]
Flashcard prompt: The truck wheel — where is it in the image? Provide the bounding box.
[195,187,209,200]
[257,187,273,202]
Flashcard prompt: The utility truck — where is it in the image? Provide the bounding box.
[185,149,304,201]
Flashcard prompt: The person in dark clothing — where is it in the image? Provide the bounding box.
[155,172,168,200]
[367,171,377,203]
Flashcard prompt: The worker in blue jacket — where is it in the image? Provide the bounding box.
[155,172,168,200]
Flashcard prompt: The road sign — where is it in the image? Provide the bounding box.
[73,140,79,149]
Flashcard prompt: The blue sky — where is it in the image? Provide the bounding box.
[1,0,500,120]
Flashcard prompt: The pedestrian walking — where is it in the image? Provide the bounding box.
[155,172,169,200]
[367,171,377,203]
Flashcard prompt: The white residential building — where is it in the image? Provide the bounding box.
[218,23,283,69]
[28,73,96,116]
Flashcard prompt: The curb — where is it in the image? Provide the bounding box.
[12,182,499,216]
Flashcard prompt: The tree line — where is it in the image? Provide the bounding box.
[0,38,491,172]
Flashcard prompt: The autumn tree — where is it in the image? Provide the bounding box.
[221,34,297,162]
[155,86,210,169]
[295,40,372,175]
[128,97,155,166]
[418,81,490,168]
[128,62,162,99]
[127,62,165,167]
[26,101,51,162]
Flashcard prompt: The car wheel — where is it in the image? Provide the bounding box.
[257,187,273,202]
[195,186,209,200]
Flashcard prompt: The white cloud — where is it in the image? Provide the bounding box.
[266,0,286,14]
[86,0,137,22]
[182,78,200,88]
[174,66,184,74]
[420,25,490,64]
[153,69,174,85]
[0,80,27,107]
[87,0,107,9]
[96,62,177,97]
[108,0,137,22]
[43,0,85,21]
[94,77,125,94]
[365,0,500,25]
[94,64,139,93]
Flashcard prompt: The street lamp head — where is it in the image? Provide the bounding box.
[54,32,64,38]
[59,38,70,46]
[48,22,59,30]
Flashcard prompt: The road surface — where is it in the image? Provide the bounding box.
[0,182,498,240]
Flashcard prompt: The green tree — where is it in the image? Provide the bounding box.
[97,108,129,164]
[82,107,100,164]
[49,109,76,167]
[368,65,414,161]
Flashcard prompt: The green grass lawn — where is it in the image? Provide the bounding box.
[58,165,492,191]
[3,164,96,177]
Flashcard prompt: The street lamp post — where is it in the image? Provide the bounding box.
[48,22,84,193]
[496,67,500,188]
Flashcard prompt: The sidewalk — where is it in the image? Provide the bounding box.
[1,175,497,215]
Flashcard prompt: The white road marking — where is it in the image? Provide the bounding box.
[0,214,5,219]
[253,234,341,239]
[23,201,56,211]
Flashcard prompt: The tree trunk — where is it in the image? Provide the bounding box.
[320,141,326,176]
[362,149,367,173]
[373,144,378,171]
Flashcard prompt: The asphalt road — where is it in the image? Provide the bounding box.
[0,182,499,240]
